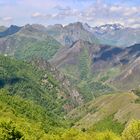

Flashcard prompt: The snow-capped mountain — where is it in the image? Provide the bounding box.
[82,23,140,47]
[92,24,124,35]
[82,23,124,35]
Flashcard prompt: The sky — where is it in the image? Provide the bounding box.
[0,0,140,27]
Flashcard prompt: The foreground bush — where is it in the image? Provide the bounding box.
[93,131,120,140]
[2,118,140,140]
[0,120,24,140]
[122,120,140,140]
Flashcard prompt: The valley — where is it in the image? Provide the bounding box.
[0,21,140,139]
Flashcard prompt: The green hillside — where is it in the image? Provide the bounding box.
[0,25,63,61]
[1,55,140,139]
[1,89,140,140]
[0,55,67,139]
[68,92,140,131]
[0,31,140,139]
[15,35,62,60]
[0,54,84,111]
[51,40,115,101]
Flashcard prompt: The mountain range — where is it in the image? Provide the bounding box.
[0,22,140,99]
[47,22,140,47]
[0,22,140,139]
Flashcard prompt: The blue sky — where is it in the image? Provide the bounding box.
[0,0,140,27]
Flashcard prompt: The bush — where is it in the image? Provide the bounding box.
[0,120,24,140]
[122,120,140,140]
[61,129,92,140]
[93,131,121,140]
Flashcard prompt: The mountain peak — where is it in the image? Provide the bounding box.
[93,23,124,35]
[0,25,21,37]
[47,24,63,29]
[31,24,46,30]
[82,23,94,33]
[101,23,124,30]
[65,22,84,29]
[21,24,47,33]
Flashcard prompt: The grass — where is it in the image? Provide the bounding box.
[89,115,125,134]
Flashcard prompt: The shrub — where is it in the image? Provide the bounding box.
[122,120,140,140]
[0,120,24,140]
[93,131,121,140]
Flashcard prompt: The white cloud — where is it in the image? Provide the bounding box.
[0,16,13,26]
[2,16,13,21]
[78,2,140,27]
[31,1,140,27]
[32,12,43,18]
[32,6,80,20]
[54,5,71,11]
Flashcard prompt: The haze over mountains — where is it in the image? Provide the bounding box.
[46,22,140,47]
[1,22,140,47]
[0,21,140,139]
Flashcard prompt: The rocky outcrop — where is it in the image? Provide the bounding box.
[32,58,84,111]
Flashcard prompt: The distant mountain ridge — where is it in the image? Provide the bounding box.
[0,24,63,60]
[82,23,140,47]
[46,22,140,47]
[83,23,124,35]
[0,25,22,38]
[46,22,99,47]
[1,22,139,48]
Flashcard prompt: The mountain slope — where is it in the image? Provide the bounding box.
[0,55,83,113]
[0,55,126,140]
[68,92,140,130]
[93,44,140,90]
[51,41,140,99]
[93,44,140,71]
[51,40,114,101]
[32,58,83,108]
[0,55,78,138]
[0,24,63,60]
[110,57,140,90]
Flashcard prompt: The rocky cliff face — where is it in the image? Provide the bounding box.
[32,58,84,111]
